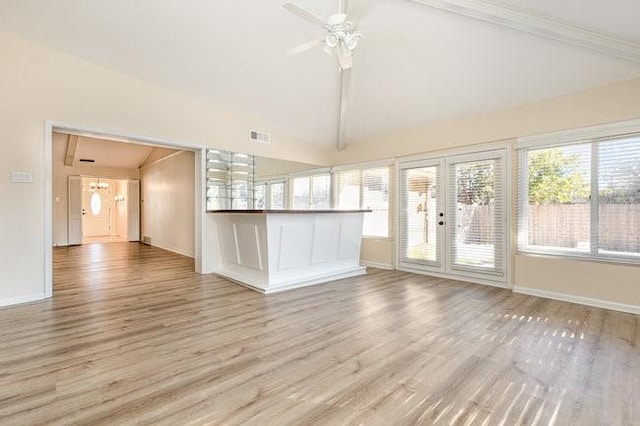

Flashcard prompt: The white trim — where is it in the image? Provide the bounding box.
[45,120,210,300]
[44,122,53,298]
[0,293,46,308]
[332,158,395,172]
[287,167,332,178]
[407,0,640,63]
[397,139,513,164]
[513,286,640,315]
[397,266,513,289]
[216,267,367,295]
[517,118,640,149]
[360,261,394,270]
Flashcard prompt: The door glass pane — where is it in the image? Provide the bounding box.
[90,192,102,216]
[402,166,439,263]
[451,160,497,269]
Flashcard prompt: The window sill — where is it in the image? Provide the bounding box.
[516,250,640,267]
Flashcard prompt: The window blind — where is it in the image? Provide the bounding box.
[518,133,640,262]
[398,165,440,265]
[449,157,504,275]
[335,166,390,237]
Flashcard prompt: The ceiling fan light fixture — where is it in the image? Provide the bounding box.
[325,33,339,48]
[343,32,360,51]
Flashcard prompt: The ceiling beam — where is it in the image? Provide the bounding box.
[407,0,640,63]
[64,134,79,166]
[337,68,351,151]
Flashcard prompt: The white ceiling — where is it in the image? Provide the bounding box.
[3,0,640,149]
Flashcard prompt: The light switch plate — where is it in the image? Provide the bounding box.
[11,172,33,183]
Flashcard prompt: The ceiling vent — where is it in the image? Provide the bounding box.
[250,130,270,144]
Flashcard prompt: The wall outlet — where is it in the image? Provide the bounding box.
[11,172,33,183]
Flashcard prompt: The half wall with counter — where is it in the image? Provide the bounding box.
[207,210,368,293]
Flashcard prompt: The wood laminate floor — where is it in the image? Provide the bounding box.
[0,243,638,425]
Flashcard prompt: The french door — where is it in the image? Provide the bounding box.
[398,149,507,283]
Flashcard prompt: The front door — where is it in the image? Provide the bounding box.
[82,181,112,237]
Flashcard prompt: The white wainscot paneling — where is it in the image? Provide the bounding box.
[235,223,263,270]
[311,220,340,264]
[277,223,313,270]
[339,220,363,260]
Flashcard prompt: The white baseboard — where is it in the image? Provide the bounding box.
[513,286,640,315]
[149,242,195,259]
[0,293,47,308]
[361,261,394,270]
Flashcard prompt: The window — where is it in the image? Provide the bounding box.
[292,173,331,210]
[518,133,640,262]
[90,192,102,216]
[254,179,287,210]
[336,166,390,237]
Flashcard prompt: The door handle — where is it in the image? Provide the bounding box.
[438,221,445,225]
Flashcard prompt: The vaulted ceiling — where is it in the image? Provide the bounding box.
[2,0,640,150]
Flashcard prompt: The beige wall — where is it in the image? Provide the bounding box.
[140,152,195,258]
[335,78,640,164]
[346,78,640,310]
[0,32,333,303]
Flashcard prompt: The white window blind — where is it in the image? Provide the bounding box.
[292,173,331,210]
[255,179,286,210]
[254,182,266,209]
[518,133,640,262]
[270,181,286,210]
[399,165,440,265]
[449,156,504,275]
[336,166,390,238]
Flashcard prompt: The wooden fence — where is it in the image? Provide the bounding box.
[460,204,640,252]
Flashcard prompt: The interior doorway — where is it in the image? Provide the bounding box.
[46,122,214,299]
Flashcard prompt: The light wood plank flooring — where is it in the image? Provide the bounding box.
[0,242,638,425]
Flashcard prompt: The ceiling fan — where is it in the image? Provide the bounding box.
[282,0,374,150]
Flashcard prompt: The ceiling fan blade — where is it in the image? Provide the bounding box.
[282,2,327,29]
[358,31,404,45]
[337,68,351,151]
[287,37,324,55]
[346,0,371,27]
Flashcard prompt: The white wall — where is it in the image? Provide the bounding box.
[140,152,195,257]
[53,165,138,246]
[0,32,332,304]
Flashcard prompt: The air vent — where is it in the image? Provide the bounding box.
[79,158,95,163]
[250,130,270,144]
[142,236,152,245]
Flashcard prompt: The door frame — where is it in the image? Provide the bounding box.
[44,120,214,298]
[395,142,513,288]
